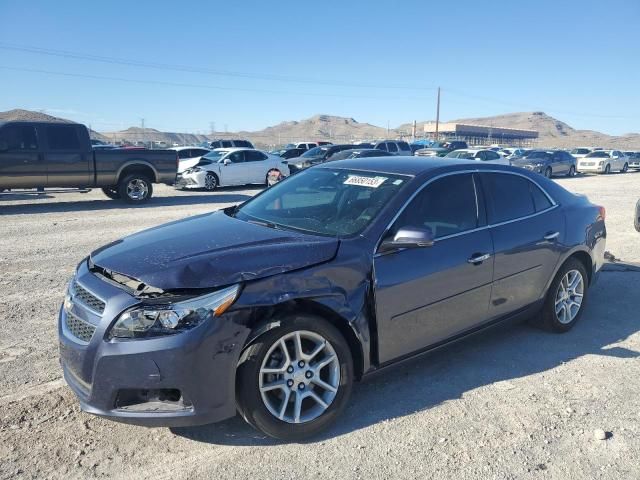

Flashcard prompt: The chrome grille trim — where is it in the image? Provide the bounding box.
[64,310,97,343]
[71,281,106,314]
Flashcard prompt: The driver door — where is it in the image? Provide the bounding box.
[373,173,494,364]
[220,151,248,185]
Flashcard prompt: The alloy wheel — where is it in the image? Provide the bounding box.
[126,179,149,201]
[259,330,340,424]
[554,269,584,324]
[204,173,217,190]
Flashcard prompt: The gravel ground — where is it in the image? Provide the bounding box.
[0,172,639,479]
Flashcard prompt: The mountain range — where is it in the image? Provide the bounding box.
[1,109,639,149]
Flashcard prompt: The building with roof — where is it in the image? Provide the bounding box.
[423,122,538,147]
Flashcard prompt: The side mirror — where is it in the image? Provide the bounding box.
[0,140,8,152]
[379,227,434,253]
[635,199,640,233]
[223,158,232,166]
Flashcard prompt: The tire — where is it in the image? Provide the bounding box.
[101,187,121,199]
[236,314,353,441]
[204,172,218,191]
[621,162,629,173]
[266,169,283,187]
[544,167,552,178]
[117,173,153,204]
[604,164,611,174]
[540,258,589,333]
[567,165,576,177]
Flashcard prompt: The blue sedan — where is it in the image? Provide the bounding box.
[59,157,606,441]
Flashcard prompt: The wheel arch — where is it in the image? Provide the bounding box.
[240,299,366,381]
[117,162,157,184]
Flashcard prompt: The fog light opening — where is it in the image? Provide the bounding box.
[115,388,192,413]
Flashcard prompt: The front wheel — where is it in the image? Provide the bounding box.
[567,165,576,177]
[236,314,353,441]
[540,258,588,332]
[117,174,153,204]
[621,162,629,173]
[204,172,218,191]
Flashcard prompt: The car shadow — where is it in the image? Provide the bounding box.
[0,191,254,215]
[171,263,640,446]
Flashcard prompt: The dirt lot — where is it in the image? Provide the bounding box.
[1,173,639,480]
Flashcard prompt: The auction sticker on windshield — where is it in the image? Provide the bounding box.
[344,175,387,188]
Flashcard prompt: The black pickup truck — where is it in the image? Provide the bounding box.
[0,121,178,203]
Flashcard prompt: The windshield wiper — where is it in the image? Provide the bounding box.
[247,218,280,230]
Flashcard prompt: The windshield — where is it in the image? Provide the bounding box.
[301,146,329,158]
[522,151,548,159]
[202,151,226,162]
[235,168,408,236]
[445,151,474,159]
[585,151,610,158]
[571,148,590,155]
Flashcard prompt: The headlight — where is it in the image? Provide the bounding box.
[598,161,604,166]
[109,284,240,339]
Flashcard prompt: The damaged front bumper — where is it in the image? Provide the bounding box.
[58,260,250,427]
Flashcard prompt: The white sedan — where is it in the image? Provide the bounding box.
[169,146,211,173]
[444,149,510,165]
[577,150,629,174]
[177,148,290,190]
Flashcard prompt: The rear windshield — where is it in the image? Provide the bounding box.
[301,146,329,158]
[235,168,408,237]
[571,148,590,155]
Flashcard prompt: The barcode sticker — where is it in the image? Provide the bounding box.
[343,175,387,188]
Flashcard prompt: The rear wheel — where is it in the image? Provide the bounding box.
[101,187,121,199]
[567,165,576,177]
[236,314,353,441]
[604,164,611,174]
[266,169,283,187]
[540,258,588,332]
[544,167,552,178]
[621,162,629,173]
[117,174,153,204]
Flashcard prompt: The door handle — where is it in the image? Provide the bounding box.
[468,253,491,264]
[544,231,560,241]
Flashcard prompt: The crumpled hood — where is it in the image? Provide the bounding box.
[90,210,339,291]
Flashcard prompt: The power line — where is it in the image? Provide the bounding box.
[0,65,435,101]
[0,42,440,92]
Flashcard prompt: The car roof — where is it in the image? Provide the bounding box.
[169,146,210,151]
[321,156,482,176]
[211,147,255,152]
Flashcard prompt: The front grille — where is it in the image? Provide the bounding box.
[64,310,96,343]
[71,281,105,314]
[581,162,595,167]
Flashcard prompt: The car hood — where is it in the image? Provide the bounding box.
[511,157,547,166]
[90,210,339,291]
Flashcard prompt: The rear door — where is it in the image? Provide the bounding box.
[479,172,564,317]
[386,142,399,155]
[43,124,91,187]
[244,150,270,183]
[373,173,494,363]
[0,123,44,188]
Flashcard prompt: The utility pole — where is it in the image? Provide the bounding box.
[435,87,441,142]
[140,118,145,146]
[386,120,390,137]
[412,120,416,142]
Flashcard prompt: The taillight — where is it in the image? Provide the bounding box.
[597,206,606,221]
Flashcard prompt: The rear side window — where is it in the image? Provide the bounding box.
[245,150,268,162]
[46,125,80,150]
[375,143,387,151]
[481,173,535,223]
[530,182,553,212]
[0,125,38,150]
[387,142,398,153]
[398,141,410,150]
[394,174,479,239]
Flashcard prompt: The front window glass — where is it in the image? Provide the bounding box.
[235,168,408,236]
[301,146,328,158]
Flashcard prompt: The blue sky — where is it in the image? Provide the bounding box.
[0,0,638,135]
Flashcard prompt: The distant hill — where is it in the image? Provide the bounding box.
[3,109,639,149]
[399,112,640,149]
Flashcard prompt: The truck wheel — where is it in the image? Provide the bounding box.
[101,187,121,199]
[236,314,353,441]
[118,174,153,204]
